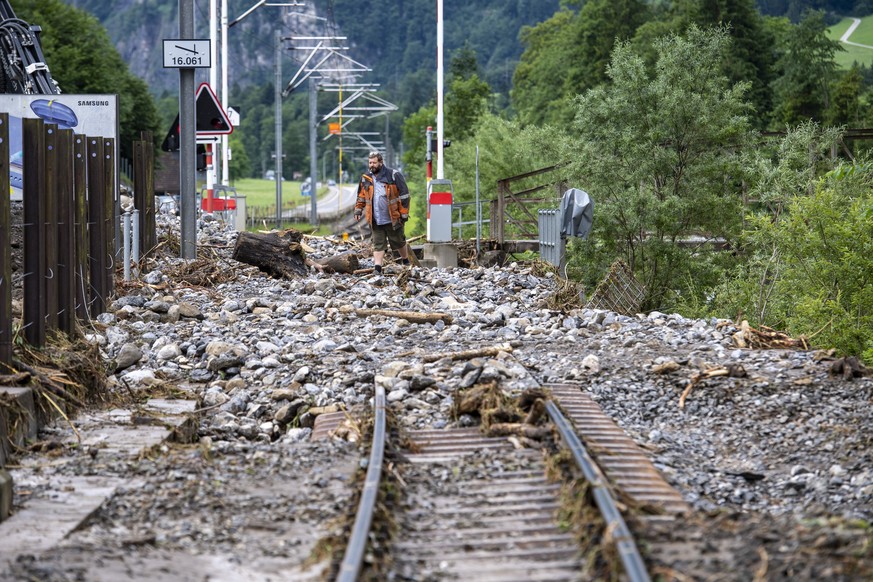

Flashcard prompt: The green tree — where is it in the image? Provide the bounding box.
[227,132,252,183]
[712,136,873,362]
[445,45,491,141]
[555,26,755,309]
[401,105,438,237]
[512,0,648,127]
[826,65,865,127]
[770,11,843,126]
[692,0,777,127]
[564,0,650,95]
[512,9,578,126]
[18,0,159,157]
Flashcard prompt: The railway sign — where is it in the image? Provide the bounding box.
[163,83,233,149]
[162,39,211,68]
[194,83,233,136]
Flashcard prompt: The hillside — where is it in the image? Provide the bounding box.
[61,0,560,111]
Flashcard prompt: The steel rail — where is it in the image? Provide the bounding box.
[545,400,651,582]
[337,384,386,582]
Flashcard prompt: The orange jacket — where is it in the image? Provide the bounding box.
[354,167,409,228]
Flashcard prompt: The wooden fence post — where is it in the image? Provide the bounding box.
[44,123,58,331]
[0,113,11,364]
[141,131,156,252]
[23,118,46,347]
[133,138,145,255]
[57,129,76,335]
[133,135,158,256]
[87,137,106,316]
[103,138,116,300]
[74,136,89,321]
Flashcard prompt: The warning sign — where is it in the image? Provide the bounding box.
[195,83,233,136]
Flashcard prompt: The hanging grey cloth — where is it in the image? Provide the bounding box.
[559,188,593,239]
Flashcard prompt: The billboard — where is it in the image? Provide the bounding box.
[0,94,118,201]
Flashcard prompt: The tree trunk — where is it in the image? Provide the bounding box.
[232,230,308,278]
[314,251,360,274]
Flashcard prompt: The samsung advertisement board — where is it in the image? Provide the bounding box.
[0,94,119,201]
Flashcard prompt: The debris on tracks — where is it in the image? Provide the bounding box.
[732,320,808,350]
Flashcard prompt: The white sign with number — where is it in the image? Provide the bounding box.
[162,39,211,68]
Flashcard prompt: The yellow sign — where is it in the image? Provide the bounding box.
[329,123,341,135]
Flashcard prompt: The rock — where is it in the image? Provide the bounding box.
[410,376,436,392]
[178,302,203,319]
[274,399,306,424]
[121,369,158,386]
[115,343,143,370]
[270,389,297,401]
[284,427,311,443]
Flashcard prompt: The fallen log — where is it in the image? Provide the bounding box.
[354,308,452,325]
[422,344,513,363]
[232,230,308,278]
[313,251,360,274]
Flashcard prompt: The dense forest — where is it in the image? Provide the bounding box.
[23,0,873,362]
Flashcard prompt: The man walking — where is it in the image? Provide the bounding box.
[354,151,411,274]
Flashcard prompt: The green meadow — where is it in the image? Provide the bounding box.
[225,178,327,210]
[828,15,873,69]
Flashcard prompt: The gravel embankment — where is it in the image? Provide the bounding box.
[4,213,870,580]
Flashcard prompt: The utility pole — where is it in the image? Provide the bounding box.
[179,0,196,259]
[220,0,229,186]
[309,78,318,226]
[436,0,445,179]
[274,30,283,229]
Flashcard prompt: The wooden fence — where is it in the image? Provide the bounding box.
[0,114,155,366]
[491,165,566,245]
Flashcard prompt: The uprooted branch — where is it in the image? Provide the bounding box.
[679,364,747,409]
[733,320,808,350]
[353,308,453,325]
[422,344,513,363]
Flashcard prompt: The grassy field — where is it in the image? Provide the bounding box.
[225,178,330,210]
[827,16,873,69]
[223,178,338,235]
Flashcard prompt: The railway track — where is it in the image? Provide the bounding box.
[313,380,690,581]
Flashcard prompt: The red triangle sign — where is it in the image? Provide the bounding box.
[195,83,233,135]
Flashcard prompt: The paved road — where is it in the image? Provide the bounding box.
[840,17,873,49]
[284,184,357,221]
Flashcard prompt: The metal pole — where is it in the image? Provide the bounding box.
[220,0,229,186]
[309,78,318,226]
[436,0,444,180]
[437,0,445,180]
[179,0,196,259]
[275,30,283,230]
[132,209,140,274]
[123,211,131,281]
[426,125,433,185]
[475,145,480,256]
[209,0,218,187]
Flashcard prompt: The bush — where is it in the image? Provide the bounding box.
[713,166,873,362]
